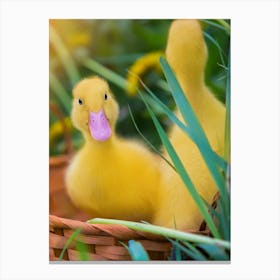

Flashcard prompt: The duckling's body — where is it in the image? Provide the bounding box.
[153,20,226,230]
[66,77,160,222]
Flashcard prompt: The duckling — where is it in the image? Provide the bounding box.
[66,77,161,222]
[153,19,226,230]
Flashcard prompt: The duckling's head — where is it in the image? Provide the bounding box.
[71,76,119,142]
[166,19,207,90]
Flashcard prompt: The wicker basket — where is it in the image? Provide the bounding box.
[49,103,211,261]
[49,215,209,261]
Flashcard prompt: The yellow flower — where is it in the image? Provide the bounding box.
[126,51,164,96]
[49,117,73,148]
[66,32,90,48]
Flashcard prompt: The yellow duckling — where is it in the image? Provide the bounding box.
[66,77,161,222]
[153,19,226,230]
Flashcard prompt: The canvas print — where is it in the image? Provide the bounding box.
[49,19,230,261]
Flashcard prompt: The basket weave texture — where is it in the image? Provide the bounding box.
[49,215,209,261]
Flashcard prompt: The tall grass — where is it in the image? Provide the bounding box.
[49,25,80,86]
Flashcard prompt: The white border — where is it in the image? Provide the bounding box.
[1,0,279,279]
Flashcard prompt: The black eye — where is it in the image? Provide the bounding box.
[104,93,108,101]
[78,98,83,105]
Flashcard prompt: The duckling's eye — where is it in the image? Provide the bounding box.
[104,93,108,101]
[78,98,83,105]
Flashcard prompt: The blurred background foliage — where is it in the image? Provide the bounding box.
[49,19,230,156]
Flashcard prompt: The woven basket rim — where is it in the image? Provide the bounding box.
[49,214,209,241]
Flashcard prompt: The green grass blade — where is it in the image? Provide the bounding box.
[49,71,72,114]
[75,240,90,261]
[49,25,80,86]
[201,19,228,33]
[225,166,230,240]
[217,199,230,241]
[82,58,127,90]
[202,196,228,241]
[169,239,204,260]
[174,240,182,261]
[58,228,82,260]
[143,93,166,115]
[197,243,229,260]
[88,218,230,249]
[223,49,230,237]
[215,19,230,34]
[138,91,220,239]
[214,153,227,172]
[182,241,208,261]
[203,31,226,67]
[202,192,229,241]
[156,79,170,93]
[166,236,207,261]
[201,196,220,220]
[127,240,150,261]
[128,105,176,171]
[224,49,231,162]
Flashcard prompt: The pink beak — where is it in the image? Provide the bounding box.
[89,110,112,141]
